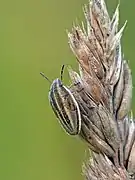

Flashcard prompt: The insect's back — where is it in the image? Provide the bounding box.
[49,78,81,135]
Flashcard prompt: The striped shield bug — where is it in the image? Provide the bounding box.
[40,66,82,135]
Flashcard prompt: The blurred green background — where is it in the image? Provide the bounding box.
[0,0,134,180]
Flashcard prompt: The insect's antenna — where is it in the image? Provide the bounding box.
[40,72,52,83]
[60,64,65,81]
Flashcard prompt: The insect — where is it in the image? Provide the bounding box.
[40,66,82,135]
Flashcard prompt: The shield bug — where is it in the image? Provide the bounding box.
[40,67,81,135]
